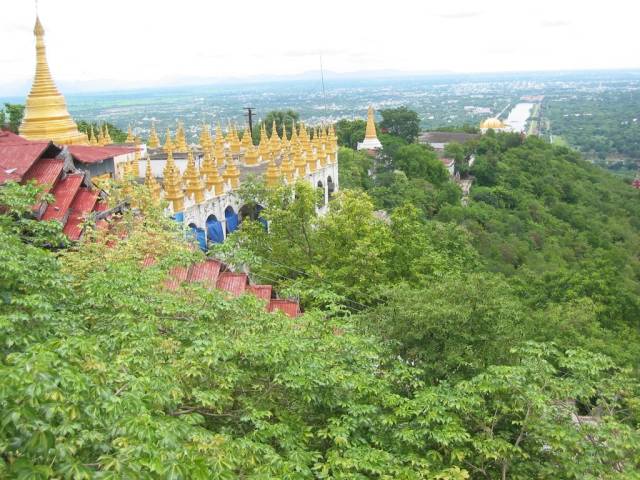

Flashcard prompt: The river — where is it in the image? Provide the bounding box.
[505,102,534,133]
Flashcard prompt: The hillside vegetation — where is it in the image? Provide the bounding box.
[1,127,640,477]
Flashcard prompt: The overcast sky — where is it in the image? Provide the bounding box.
[2,0,639,95]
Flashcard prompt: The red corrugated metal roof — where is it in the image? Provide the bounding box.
[0,132,60,184]
[187,260,222,286]
[22,158,64,191]
[62,188,99,240]
[42,173,84,221]
[268,299,300,318]
[0,143,51,183]
[249,284,272,302]
[216,272,248,297]
[68,145,137,164]
[165,266,189,290]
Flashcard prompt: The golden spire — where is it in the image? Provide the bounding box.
[131,141,141,177]
[200,123,212,151]
[145,156,161,201]
[306,144,317,173]
[290,120,299,148]
[365,105,378,139]
[293,146,306,177]
[183,149,206,204]
[174,121,188,153]
[148,121,160,148]
[19,16,88,145]
[97,125,106,146]
[200,149,216,187]
[163,127,174,153]
[270,120,281,148]
[88,125,97,145]
[126,124,134,143]
[280,153,295,182]
[281,121,289,149]
[209,165,226,196]
[265,154,281,187]
[103,124,113,144]
[229,123,241,155]
[162,148,184,212]
[257,124,269,162]
[222,153,240,190]
[243,125,259,166]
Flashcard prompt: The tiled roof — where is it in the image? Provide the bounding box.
[62,188,99,240]
[0,131,60,184]
[67,145,137,164]
[22,158,64,191]
[157,257,300,317]
[216,272,248,297]
[249,284,273,302]
[268,299,300,317]
[187,260,222,286]
[165,266,190,290]
[42,173,84,222]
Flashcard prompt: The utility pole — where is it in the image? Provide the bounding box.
[244,107,255,135]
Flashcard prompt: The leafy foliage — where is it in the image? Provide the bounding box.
[1,103,25,133]
[379,106,421,143]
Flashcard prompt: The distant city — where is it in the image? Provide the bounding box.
[4,69,640,168]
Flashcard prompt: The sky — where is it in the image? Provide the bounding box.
[2,0,640,95]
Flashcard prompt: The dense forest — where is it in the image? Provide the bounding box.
[2,108,640,477]
[544,91,640,171]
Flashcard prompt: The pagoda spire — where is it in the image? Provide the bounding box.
[103,124,112,144]
[145,156,161,201]
[183,149,206,204]
[162,147,184,212]
[222,153,241,189]
[19,15,88,145]
[148,121,160,148]
[280,152,295,182]
[265,154,281,187]
[357,105,383,151]
[88,125,97,145]
[126,124,134,143]
[163,127,174,153]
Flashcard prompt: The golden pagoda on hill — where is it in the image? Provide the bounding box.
[19,16,88,145]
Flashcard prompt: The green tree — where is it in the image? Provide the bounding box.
[380,106,420,143]
[257,110,299,141]
[2,103,25,133]
[393,144,449,185]
[335,118,367,149]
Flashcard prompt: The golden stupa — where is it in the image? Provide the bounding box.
[19,16,88,145]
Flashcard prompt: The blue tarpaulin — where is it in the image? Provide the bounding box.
[206,218,224,243]
[225,208,239,233]
[188,225,207,251]
[172,212,184,223]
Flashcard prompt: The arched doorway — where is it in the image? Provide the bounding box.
[239,204,267,230]
[188,222,207,251]
[225,206,239,234]
[206,214,224,244]
[316,180,325,206]
[327,176,335,200]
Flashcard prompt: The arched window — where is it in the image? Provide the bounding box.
[225,206,239,234]
[188,223,207,251]
[239,204,267,230]
[206,214,224,244]
[327,176,335,199]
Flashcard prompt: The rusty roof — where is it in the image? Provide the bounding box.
[187,260,222,286]
[268,299,300,318]
[216,272,248,297]
[67,145,137,164]
[62,188,99,240]
[41,173,84,221]
[22,158,64,191]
